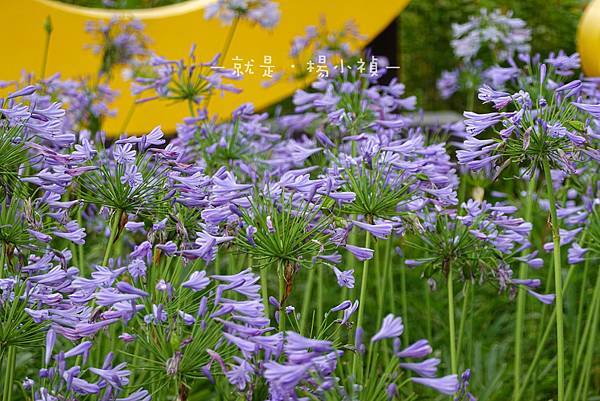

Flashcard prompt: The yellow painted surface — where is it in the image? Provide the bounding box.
[578,0,600,76]
[0,0,410,135]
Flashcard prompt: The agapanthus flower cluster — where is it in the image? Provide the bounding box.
[459,58,600,175]
[437,8,531,100]
[85,17,150,77]
[285,69,416,146]
[451,8,531,63]
[172,102,280,177]
[204,0,280,28]
[406,199,553,303]
[132,45,241,107]
[42,74,118,134]
[273,18,365,84]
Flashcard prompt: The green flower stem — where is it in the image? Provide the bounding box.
[119,98,139,135]
[456,281,470,369]
[542,159,565,401]
[567,232,588,374]
[259,266,270,318]
[300,267,316,335]
[215,251,221,275]
[566,254,599,400]
[102,209,123,267]
[2,345,16,401]
[399,259,408,346]
[352,231,372,382]
[377,239,392,324]
[205,16,239,109]
[40,17,52,79]
[466,87,475,112]
[425,281,432,340]
[278,264,285,332]
[515,249,577,401]
[187,100,196,118]
[317,265,324,329]
[447,265,458,375]
[573,267,600,401]
[514,175,536,400]
[0,244,5,279]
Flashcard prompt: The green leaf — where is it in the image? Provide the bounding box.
[568,120,585,132]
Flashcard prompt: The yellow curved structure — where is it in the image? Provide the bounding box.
[578,0,600,76]
[0,0,410,135]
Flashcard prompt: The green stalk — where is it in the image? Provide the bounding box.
[466,87,475,112]
[300,267,316,335]
[447,265,458,375]
[570,253,589,369]
[205,16,239,109]
[40,16,52,79]
[515,265,576,401]
[102,209,123,267]
[567,256,600,401]
[514,175,536,400]
[278,264,285,332]
[425,281,432,340]
[399,260,409,346]
[317,265,324,328]
[456,281,470,369]
[388,248,397,316]
[352,232,372,381]
[260,267,270,318]
[574,268,600,401]
[0,244,5,279]
[377,239,392,324]
[542,159,565,401]
[2,345,16,401]
[119,99,138,135]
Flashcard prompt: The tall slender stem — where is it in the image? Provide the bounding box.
[2,345,16,401]
[425,281,432,340]
[378,239,393,324]
[456,281,470,369]
[300,267,316,335]
[573,267,600,401]
[352,232,371,380]
[542,159,565,401]
[205,17,239,109]
[260,267,270,318]
[317,265,323,328]
[219,16,239,66]
[278,263,285,332]
[514,175,536,400]
[565,249,590,400]
[0,244,5,279]
[102,209,123,267]
[515,266,577,401]
[567,254,599,400]
[447,266,458,375]
[119,99,138,135]
[399,261,409,346]
[40,16,52,79]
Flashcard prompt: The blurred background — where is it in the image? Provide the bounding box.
[2,0,590,134]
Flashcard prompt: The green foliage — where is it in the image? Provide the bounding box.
[0,283,47,358]
[78,154,169,216]
[341,161,413,222]
[0,126,29,199]
[234,189,335,271]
